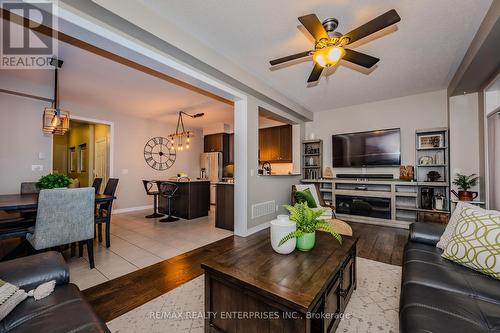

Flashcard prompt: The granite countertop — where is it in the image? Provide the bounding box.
[156,178,211,183]
[258,173,302,177]
[216,182,234,185]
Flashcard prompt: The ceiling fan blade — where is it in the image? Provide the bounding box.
[298,14,329,41]
[307,63,324,83]
[343,49,379,68]
[269,51,311,66]
[343,9,401,45]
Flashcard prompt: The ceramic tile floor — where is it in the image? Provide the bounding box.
[66,209,233,290]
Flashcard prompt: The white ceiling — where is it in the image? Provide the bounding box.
[0,37,234,129]
[141,0,492,111]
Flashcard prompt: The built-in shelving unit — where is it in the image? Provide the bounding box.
[301,139,323,180]
[302,178,416,228]
[413,128,450,223]
[299,128,452,228]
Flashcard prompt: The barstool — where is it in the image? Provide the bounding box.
[142,180,164,218]
[159,182,179,223]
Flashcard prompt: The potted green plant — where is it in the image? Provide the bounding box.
[452,173,479,201]
[278,202,342,251]
[37,173,71,189]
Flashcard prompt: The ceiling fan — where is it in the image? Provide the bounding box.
[269,9,401,83]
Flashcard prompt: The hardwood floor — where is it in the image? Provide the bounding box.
[84,222,408,322]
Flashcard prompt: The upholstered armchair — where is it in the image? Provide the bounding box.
[291,184,336,220]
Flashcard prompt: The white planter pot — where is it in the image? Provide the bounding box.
[270,215,296,254]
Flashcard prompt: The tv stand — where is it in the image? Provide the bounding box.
[301,178,422,229]
[336,173,394,180]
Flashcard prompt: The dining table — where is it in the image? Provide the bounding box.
[0,193,115,211]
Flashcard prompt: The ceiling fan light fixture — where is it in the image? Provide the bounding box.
[313,46,345,68]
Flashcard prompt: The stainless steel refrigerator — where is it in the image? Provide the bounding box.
[200,152,222,205]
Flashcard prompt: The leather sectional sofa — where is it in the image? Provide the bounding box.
[400,222,500,332]
[0,252,109,333]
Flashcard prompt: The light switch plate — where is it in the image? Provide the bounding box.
[38,152,46,160]
[32,165,43,171]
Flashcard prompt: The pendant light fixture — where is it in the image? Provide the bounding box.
[168,111,204,151]
[42,57,70,135]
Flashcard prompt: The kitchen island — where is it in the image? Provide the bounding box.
[158,179,210,220]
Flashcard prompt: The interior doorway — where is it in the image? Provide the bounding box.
[52,119,110,190]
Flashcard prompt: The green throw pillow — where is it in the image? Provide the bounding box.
[442,207,500,280]
[295,188,317,208]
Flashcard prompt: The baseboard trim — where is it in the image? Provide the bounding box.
[112,205,153,215]
[244,221,270,236]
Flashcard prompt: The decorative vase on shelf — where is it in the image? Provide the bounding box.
[451,190,478,201]
[297,232,316,251]
[270,215,296,254]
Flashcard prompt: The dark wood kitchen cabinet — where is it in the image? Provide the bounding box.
[215,183,234,231]
[228,133,234,164]
[259,125,292,163]
[279,124,292,161]
[204,133,228,153]
[204,133,230,165]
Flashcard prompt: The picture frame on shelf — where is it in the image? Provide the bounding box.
[418,134,444,149]
[418,156,434,165]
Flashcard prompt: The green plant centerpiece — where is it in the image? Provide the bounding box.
[37,173,71,189]
[452,173,479,201]
[278,202,342,252]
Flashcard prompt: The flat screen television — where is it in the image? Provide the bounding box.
[332,128,401,167]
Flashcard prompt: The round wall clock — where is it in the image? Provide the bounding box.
[143,137,176,171]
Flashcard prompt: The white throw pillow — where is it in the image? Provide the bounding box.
[0,280,27,321]
[436,202,493,250]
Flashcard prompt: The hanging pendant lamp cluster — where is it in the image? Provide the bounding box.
[42,57,70,135]
[168,111,204,151]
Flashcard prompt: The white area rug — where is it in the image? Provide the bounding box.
[107,257,401,333]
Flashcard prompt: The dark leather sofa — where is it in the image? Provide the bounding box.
[0,252,109,333]
[400,222,500,333]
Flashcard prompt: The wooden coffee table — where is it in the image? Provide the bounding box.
[202,230,358,333]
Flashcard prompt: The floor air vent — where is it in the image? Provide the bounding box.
[251,200,276,219]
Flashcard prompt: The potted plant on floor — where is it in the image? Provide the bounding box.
[37,173,71,189]
[278,202,342,251]
[452,173,479,201]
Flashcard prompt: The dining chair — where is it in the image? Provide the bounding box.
[91,178,103,194]
[26,188,96,269]
[20,182,40,195]
[18,182,40,223]
[95,178,119,248]
[142,180,164,218]
[158,182,179,223]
